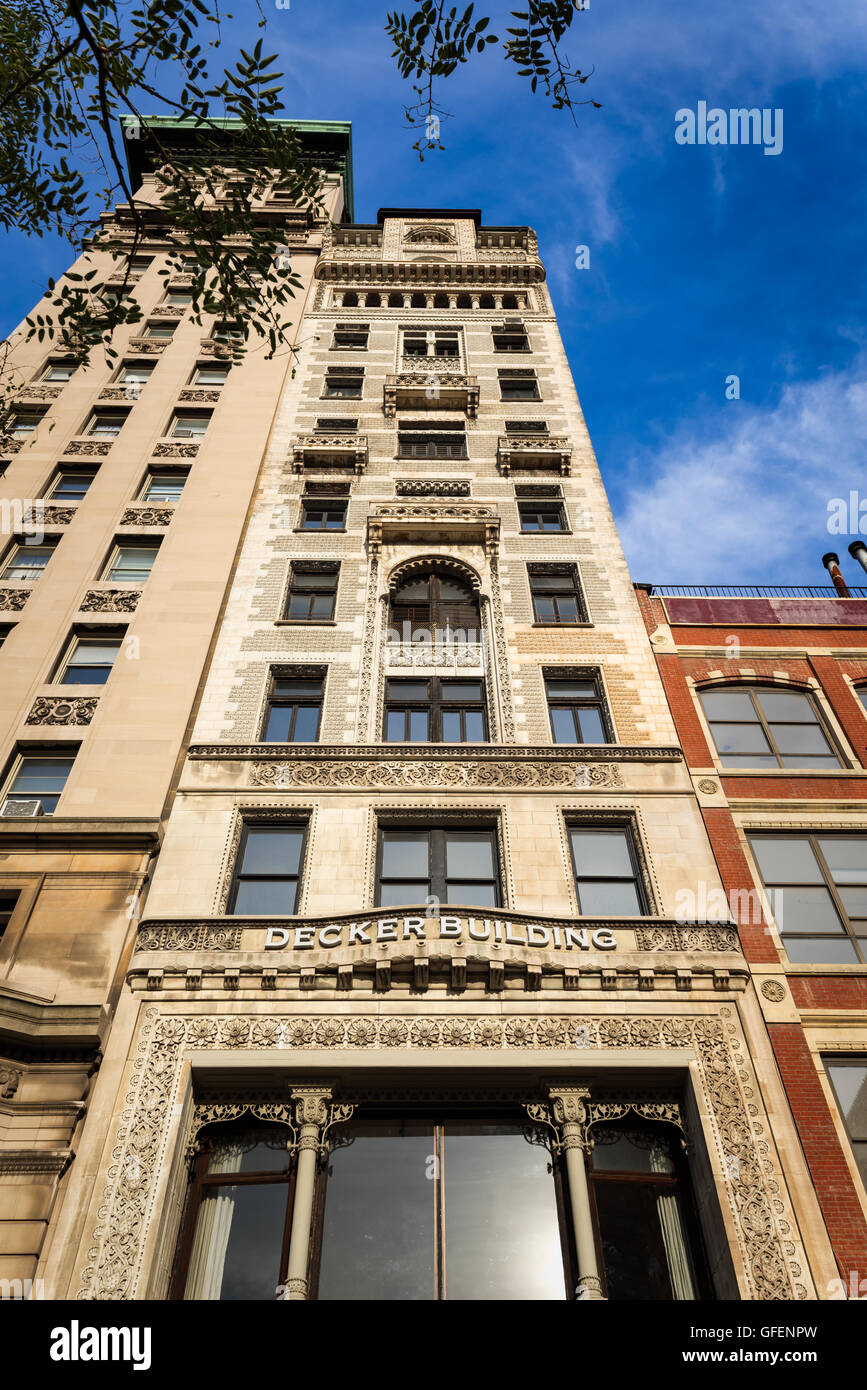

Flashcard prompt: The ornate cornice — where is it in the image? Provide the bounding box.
[316,259,545,286]
[187,742,683,764]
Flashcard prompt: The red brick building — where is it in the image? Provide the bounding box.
[637,574,867,1290]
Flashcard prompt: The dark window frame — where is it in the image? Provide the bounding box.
[519,500,567,532]
[284,566,339,623]
[323,368,364,400]
[227,819,309,916]
[375,822,502,909]
[749,831,867,964]
[698,683,844,770]
[546,672,613,744]
[822,1055,867,1190]
[262,673,324,743]
[299,496,347,531]
[529,566,588,625]
[383,677,488,744]
[567,822,649,916]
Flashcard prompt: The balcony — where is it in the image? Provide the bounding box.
[292,432,368,473]
[382,637,485,671]
[384,373,479,418]
[497,434,571,475]
[368,503,499,555]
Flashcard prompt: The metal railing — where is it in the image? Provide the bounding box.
[647,583,867,599]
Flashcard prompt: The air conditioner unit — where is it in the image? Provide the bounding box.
[1,798,44,818]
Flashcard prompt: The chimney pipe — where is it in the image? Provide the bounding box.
[848,540,867,577]
[822,552,851,597]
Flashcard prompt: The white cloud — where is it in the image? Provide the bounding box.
[615,352,867,583]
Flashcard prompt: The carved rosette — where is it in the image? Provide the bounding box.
[63,440,112,456]
[250,759,624,790]
[79,589,141,613]
[75,1007,807,1303]
[635,924,739,952]
[26,696,98,727]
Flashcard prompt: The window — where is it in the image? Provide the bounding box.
[229,822,306,914]
[402,329,460,360]
[1,542,56,581]
[315,1109,567,1301]
[520,500,566,531]
[212,324,244,343]
[58,635,122,685]
[103,543,159,584]
[589,1122,708,1300]
[315,417,357,432]
[9,413,44,436]
[0,892,18,943]
[168,412,210,439]
[40,361,76,383]
[0,625,12,649]
[529,567,587,624]
[161,292,192,309]
[284,567,338,622]
[332,324,369,350]
[499,369,539,400]
[377,825,500,908]
[493,323,530,352]
[47,470,95,502]
[173,1120,297,1300]
[323,368,363,399]
[140,470,188,502]
[749,833,867,964]
[546,675,610,744]
[568,826,646,914]
[143,323,176,341]
[193,365,230,386]
[389,570,479,640]
[2,753,75,815]
[824,1058,867,1188]
[857,688,867,714]
[698,686,842,769]
[116,363,154,385]
[263,676,323,742]
[129,256,153,274]
[300,496,346,530]
[397,429,467,460]
[86,412,126,437]
[507,420,548,434]
[384,679,487,743]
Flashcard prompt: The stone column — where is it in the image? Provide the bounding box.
[547,1085,605,1301]
[284,1084,353,1300]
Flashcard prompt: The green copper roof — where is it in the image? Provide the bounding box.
[120,116,354,220]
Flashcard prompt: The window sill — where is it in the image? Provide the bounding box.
[274,620,338,627]
[531,621,594,629]
[292,527,347,534]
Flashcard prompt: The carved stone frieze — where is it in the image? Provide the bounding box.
[189,741,682,764]
[135,923,243,952]
[152,442,199,458]
[395,479,471,497]
[0,587,30,611]
[15,384,62,402]
[119,506,175,527]
[26,696,98,727]
[126,339,165,354]
[177,388,221,404]
[75,1006,808,1301]
[199,338,233,357]
[80,588,141,613]
[0,438,24,454]
[250,757,624,790]
[355,552,380,739]
[371,503,495,522]
[63,440,112,456]
[634,924,739,952]
[40,505,77,527]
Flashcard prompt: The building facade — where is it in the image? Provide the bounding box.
[0,121,858,1302]
[637,578,867,1293]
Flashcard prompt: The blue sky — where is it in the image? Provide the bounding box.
[3,0,867,585]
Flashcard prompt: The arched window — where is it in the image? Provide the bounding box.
[698,684,842,768]
[410,292,426,308]
[388,292,403,308]
[479,293,495,309]
[173,1120,295,1300]
[588,1121,710,1301]
[457,293,472,309]
[342,291,358,308]
[365,292,381,307]
[389,566,480,640]
[434,292,449,308]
